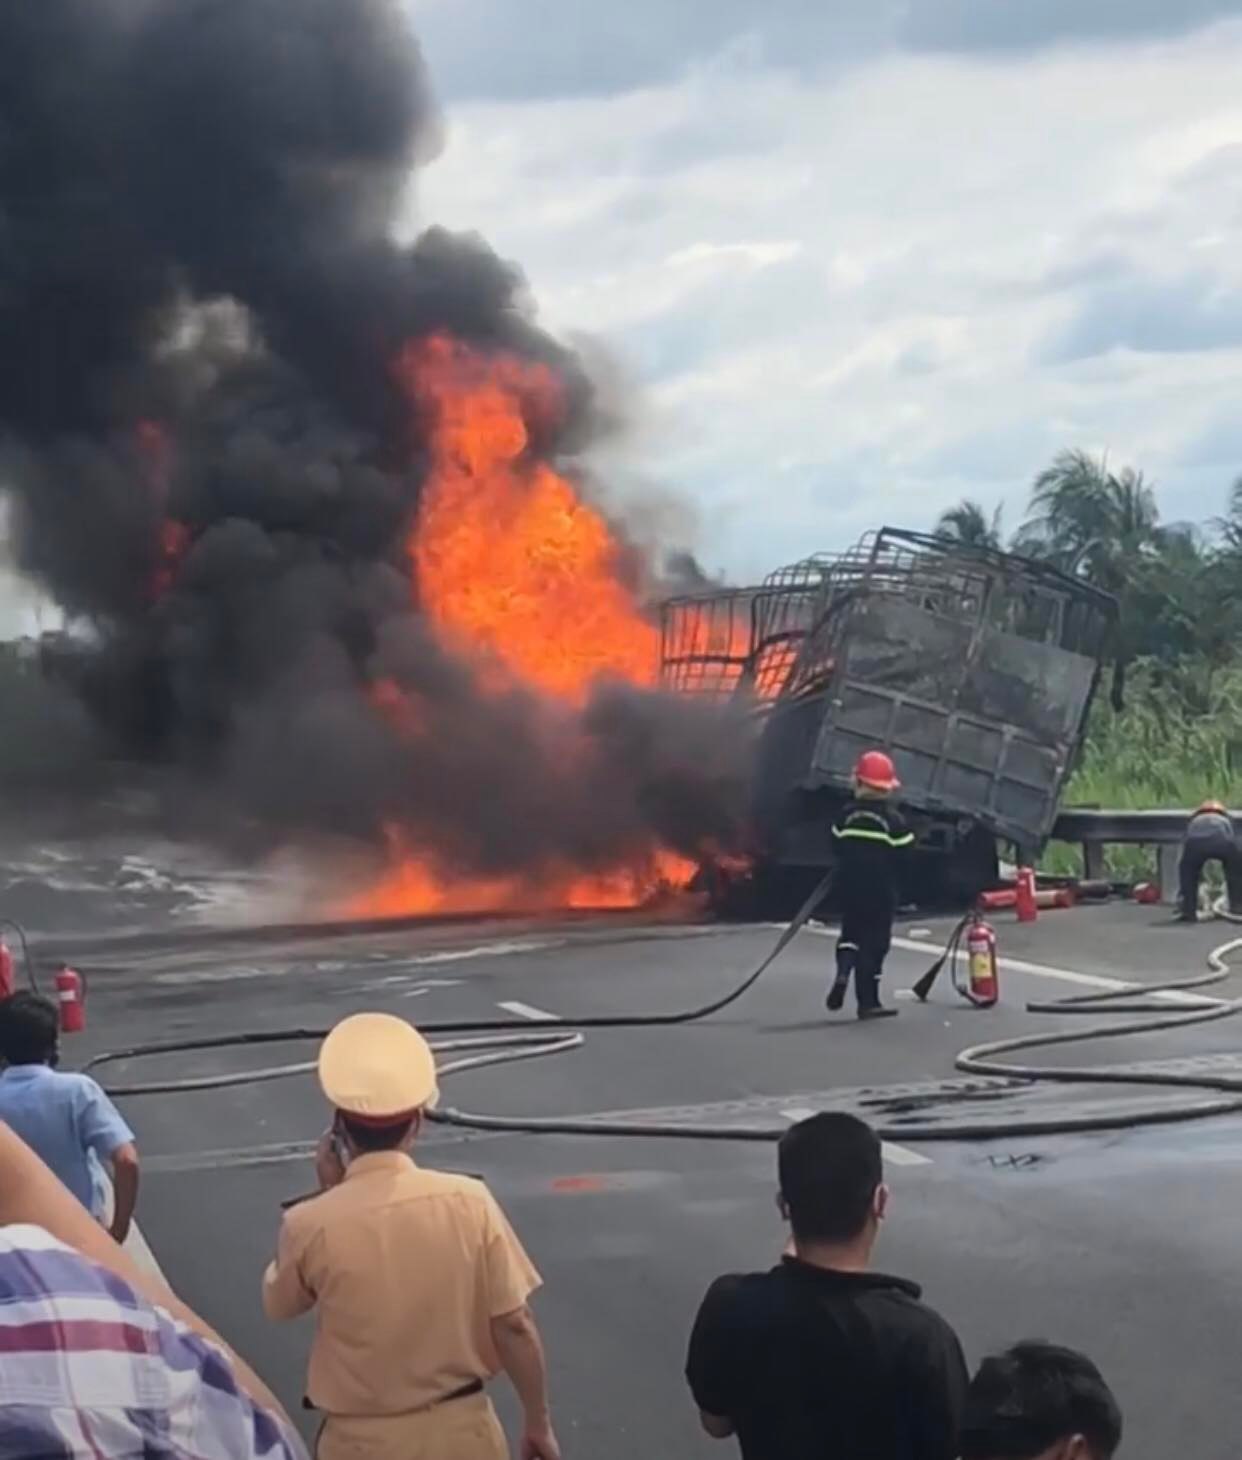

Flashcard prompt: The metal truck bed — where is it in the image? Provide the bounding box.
[661,528,1116,859]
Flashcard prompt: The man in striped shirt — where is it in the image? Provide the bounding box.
[0,1121,306,1460]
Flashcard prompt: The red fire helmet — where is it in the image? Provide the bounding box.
[854,749,900,792]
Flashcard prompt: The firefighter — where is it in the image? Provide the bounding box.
[1177,799,1242,923]
[826,750,914,1019]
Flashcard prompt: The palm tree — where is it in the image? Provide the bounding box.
[934,499,1004,551]
[1018,449,1164,710]
[1218,475,1242,550]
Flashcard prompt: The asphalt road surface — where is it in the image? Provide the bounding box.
[55,903,1242,1459]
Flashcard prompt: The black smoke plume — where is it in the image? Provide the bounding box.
[0,0,748,890]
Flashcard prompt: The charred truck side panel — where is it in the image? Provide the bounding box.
[660,528,1116,909]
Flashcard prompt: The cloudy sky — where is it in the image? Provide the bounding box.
[5,0,1239,634]
[407,0,1242,581]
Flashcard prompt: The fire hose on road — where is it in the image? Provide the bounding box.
[81,883,1242,1144]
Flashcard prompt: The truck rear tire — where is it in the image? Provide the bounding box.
[945,825,999,905]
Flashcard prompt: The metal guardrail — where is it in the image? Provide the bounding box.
[1049,807,1216,893]
[1051,808,1232,842]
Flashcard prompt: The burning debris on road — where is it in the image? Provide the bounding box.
[0,0,749,914]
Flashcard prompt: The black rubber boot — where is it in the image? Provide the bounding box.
[858,1005,898,1021]
[855,968,897,1020]
[826,947,853,1012]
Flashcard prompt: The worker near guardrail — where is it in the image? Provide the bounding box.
[1177,800,1242,923]
[262,1012,559,1460]
[826,750,914,1020]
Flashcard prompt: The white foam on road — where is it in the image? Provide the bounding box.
[155,939,564,986]
[156,965,286,986]
[405,940,565,966]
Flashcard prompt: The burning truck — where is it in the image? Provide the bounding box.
[0,4,1115,928]
[660,528,1117,912]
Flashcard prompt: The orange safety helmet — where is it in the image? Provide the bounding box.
[1198,799,1227,815]
[854,749,900,793]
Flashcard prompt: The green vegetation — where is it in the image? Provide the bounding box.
[1066,665,1242,809]
[936,452,1242,862]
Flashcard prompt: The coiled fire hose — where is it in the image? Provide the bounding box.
[80,886,1242,1144]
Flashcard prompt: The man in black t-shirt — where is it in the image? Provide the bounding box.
[685,1112,966,1460]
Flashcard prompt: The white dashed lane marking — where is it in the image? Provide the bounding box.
[879,1142,933,1167]
[498,1000,560,1022]
[780,1107,932,1167]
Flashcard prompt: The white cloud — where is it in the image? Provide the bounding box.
[413,16,1242,580]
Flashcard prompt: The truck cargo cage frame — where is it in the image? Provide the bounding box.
[660,527,1117,864]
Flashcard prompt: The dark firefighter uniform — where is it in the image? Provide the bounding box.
[827,799,914,1019]
[1178,801,1242,922]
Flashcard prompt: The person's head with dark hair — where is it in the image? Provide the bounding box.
[959,1341,1122,1460]
[777,1112,886,1257]
[0,992,59,1068]
[337,1112,418,1156]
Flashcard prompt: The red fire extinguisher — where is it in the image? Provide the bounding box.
[1015,866,1038,923]
[55,965,87,1034]
[0,940,13,1000]
[964,915,1000,1007]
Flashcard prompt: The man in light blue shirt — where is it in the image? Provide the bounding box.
[0,990,140,1243]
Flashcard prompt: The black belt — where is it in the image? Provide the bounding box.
[439,1378,485,1406]
[305,1378,484,1414]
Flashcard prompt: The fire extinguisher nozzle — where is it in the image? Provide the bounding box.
[911,960,944,1002]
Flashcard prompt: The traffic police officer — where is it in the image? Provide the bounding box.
[263,1012,560,1460]
[1178,799,1242,922]
[826,750,914,1019]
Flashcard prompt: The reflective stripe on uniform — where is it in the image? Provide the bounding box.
[832,825,914,848]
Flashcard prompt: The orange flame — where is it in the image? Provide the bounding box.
[152,519,190,601]
[396,334,659,703]
[136,420,190,601]
[343,333,697,919]
[348,833,697,920]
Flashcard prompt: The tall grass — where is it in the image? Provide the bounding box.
[1044,662,1242,876]
[1066,666,1242,807]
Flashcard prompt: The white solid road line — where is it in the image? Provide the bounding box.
[498,1000,560,1022]
[791,922,1211,1007]
[780,1106,932,1167]
[891,932,1214,1006]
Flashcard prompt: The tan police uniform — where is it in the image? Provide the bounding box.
[262,1013,541,1460]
